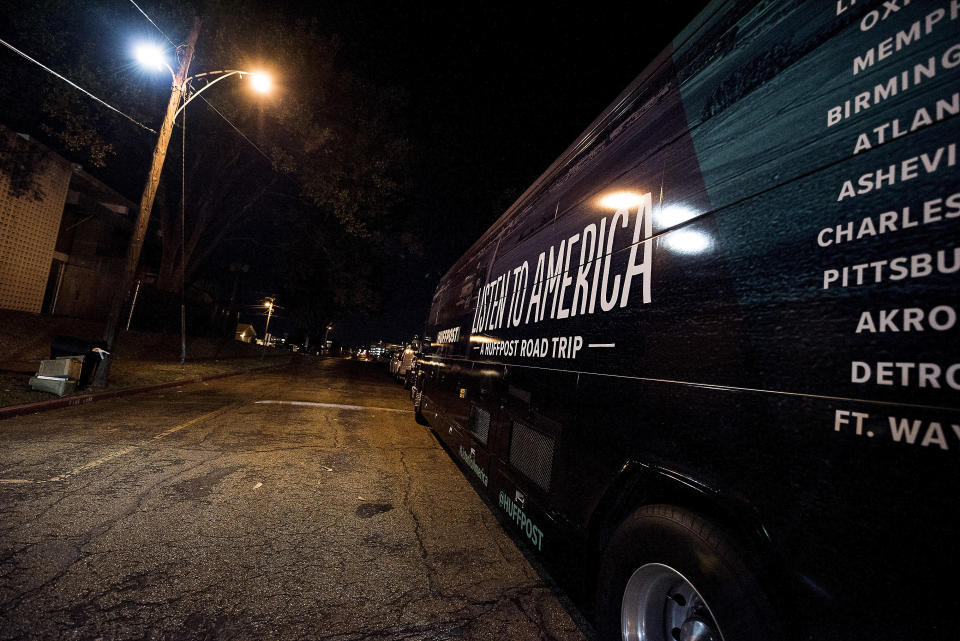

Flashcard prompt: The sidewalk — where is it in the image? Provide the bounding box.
[0,309,294,416]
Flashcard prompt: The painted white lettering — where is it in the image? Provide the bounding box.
[572,224,597,316]
[837,144,957,200]
[829,43,960,126]
[852,361,960,388]
[921,422,949,449]
[889,416,922,443]
[556,233,579,319]
[855,3,956,75]
[619,192,653,307]
[600,209,628,312]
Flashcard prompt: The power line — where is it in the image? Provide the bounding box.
[0,37,158,135]
[125,0,277,173]
[198,94,275,165]
[127,0,176,47]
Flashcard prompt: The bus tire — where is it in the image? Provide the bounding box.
[594,504,777,641]
[412,385,425,417]
[412,384,421,410]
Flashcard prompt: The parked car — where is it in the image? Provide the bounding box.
[393,339,420,388]
[388,348,403,377]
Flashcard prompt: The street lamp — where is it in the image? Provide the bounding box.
[133,43,272,118]
[134,43,169,73]
[174,69,272,117]
[94,20,273,385]
[259,297,276,361]
[323,324,333,354]
[95,19,200,387]
[140,47,273,370]
[263,297,275,345]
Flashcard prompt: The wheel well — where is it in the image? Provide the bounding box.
[583,460,778,615]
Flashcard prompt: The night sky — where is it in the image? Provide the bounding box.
[320,1,712,345]
[1,1,712,347]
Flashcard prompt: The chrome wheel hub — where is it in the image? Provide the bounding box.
[621,563,723,641]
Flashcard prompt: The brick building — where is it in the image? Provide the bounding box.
[0,126,135,320]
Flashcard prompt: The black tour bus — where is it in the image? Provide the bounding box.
[411,1,959,639]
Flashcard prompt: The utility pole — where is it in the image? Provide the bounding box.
[94,17,201,386]
[260,297,275,361]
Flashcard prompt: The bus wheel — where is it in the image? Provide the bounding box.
[411,384,430,425]
[595,504,776,641]
[413,385,423,413]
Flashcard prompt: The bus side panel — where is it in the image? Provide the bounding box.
[567,374,956,640]
[420,1,959,639]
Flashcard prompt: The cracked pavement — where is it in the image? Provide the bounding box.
[0,358,591,640]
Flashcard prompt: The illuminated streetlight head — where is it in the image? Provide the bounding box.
[249,71,272,93]
[134,43,167,72]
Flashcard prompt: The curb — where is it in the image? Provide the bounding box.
[0,361,291,422]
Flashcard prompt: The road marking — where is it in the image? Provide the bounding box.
[255,400,411,413]
[152,406,233,440]
[48,446,138,482]
[1,405,235,485]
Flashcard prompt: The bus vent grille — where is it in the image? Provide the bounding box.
[469,403,490,444]
[509,421,554,492]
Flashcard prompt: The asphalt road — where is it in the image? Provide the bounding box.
[0,358,591,641]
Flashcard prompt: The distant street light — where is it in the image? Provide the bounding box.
[94,20,274,385]
[264,297,275,343]
[260,297,276,361]
[323,324,333,354]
